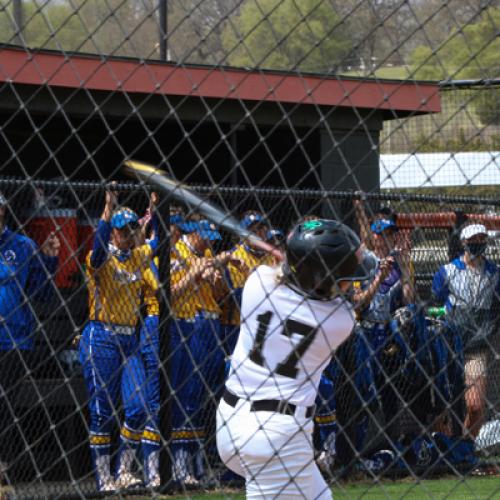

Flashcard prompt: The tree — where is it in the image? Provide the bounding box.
[330,0,415,74]
[0,1,87,51]
[409,6,500,124]
[167,0,242,64]
[221,0,352,72]
[410,6,500,79]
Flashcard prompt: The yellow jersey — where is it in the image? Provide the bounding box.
[221,244,275,326]
[170,239,220,319]
[143,256,160,317]
[86,244,154,326]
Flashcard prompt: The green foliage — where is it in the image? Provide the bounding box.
[473,88,500,126]
[21,2,87,51]
[411,7,500,81]
[221,0,352,72]
[414,130,500,153]
[0,0,160,58]
[410,6,500,125]
[408,46,446,80]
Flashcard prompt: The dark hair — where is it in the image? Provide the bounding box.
[377,206,397,223]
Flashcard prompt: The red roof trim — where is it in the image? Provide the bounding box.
[0,47,440,113]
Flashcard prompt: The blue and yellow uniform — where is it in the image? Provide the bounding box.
[119,216,161,486]
[220,243,274,356]
[169,234,223,483]
[79,217,154,490]
[120,255,160,485]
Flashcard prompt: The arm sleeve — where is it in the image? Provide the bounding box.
[26,242,59,300]
[90,220,112,269]
[146,213,159,253]
[432,266,449,304]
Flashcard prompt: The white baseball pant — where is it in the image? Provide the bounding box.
[216,398,332,499]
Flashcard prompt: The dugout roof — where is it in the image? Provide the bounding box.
[0,46,439,117]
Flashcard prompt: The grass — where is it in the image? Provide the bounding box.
[160,477,500,499]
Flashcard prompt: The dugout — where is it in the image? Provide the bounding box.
[0,45,441,486]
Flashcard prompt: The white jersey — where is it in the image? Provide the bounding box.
[226,265,355,407]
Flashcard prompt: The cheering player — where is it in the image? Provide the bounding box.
[79,188,157,492]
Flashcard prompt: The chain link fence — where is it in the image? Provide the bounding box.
[0,0,499,499]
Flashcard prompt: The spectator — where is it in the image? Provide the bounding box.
[78,189,155,492]
[0,191,60,482]
[349,217,414,447]
[432,223,500,438]
[354,198,397,253]
[169,218,232,486]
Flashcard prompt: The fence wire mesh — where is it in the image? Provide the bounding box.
[0,1,500,499]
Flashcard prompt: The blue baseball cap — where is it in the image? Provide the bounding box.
[240,213,268,229]
[111,209,139,229]
[177,220,198,234]
[169,213,184,226]
[267,228,284,242]
[370,219,398,234]
[181,220,221,240]
[197,220,221,240]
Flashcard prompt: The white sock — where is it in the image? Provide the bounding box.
[145,450,160,484]
[95,454,112,488]
[118,448,135,475]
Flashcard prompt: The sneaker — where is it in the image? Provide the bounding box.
[182,474,200,489]
[316,451,335,473]
[115,472,142,489]
[146,475,160,488]
[99,479,116,492]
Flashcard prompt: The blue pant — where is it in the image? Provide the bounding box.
[121,315,160,481]
[221,324,240,358]
[170,315,224,478]
[79,321,146,437]
[122,315,160,433]
[79,321,147,486]
[315,367,338,455]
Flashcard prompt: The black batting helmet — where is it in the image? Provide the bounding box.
[285,219,376,300]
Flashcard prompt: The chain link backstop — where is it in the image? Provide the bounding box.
[0,1,499,498]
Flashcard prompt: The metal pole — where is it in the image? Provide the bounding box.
[157,197,171,487]
[159,0,168,61]
[13,0,24,46]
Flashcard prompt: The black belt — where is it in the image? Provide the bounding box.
[223,388,315,419]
